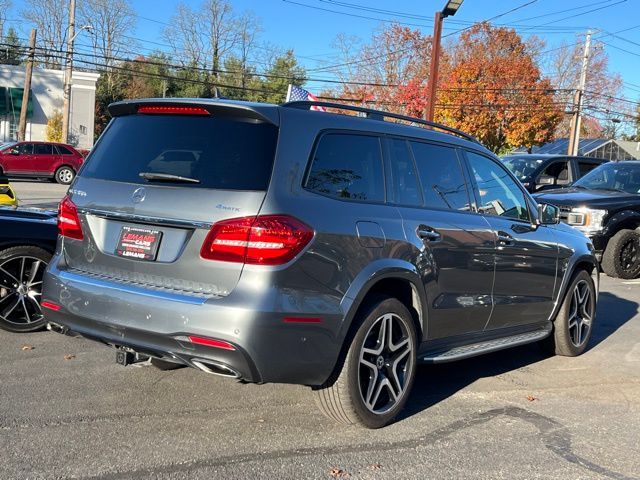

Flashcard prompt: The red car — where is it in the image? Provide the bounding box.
[0,141,85,185]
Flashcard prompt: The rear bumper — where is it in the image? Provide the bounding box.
[43,262,345,385]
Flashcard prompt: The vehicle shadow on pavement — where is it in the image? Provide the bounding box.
[400,291,638,421]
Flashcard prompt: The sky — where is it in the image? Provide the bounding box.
[5,0,640,103]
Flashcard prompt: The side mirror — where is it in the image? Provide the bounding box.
[538,174,555,186]
[538,203,560,225]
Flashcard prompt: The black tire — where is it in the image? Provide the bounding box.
[150,358,185,371]
[0,246,52,333]
[601,229,640,279]
[313,296,417,428]
[54,166,75,185]
[542,270,595,357]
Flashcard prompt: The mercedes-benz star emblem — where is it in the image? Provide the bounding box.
[131,187,146,204]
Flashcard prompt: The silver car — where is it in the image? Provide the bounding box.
[43,99,599,428]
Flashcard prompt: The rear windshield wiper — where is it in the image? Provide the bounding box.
[139,172,200,184]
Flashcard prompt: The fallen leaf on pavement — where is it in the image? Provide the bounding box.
[21,345,34,351]
[64,354,76,360]
[526,395,538,402]
[329,467,349,478]
[370,464,382,470]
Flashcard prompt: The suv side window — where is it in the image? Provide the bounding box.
[578,160,600,177]
[466,151,531,222]
[33,144,53,155]
[409,141,471,211]
[540,160,570,186]
[12,143,33,155]
[306,133,384,202]
[387,138,422,207]
[56,145,74,155]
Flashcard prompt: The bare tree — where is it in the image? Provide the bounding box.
[163,2,206,68]
[235,12,261,90]
[0,0,12,40]
[163,0,239,79]
[77,0,137,95]
[543,38,628,139]
[22,0,68,68]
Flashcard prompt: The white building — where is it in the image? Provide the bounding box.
[0,64,99,149]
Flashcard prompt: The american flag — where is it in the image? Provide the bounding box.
[286,85,327,111]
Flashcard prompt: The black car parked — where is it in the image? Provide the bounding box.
[502,154,607,193]
[535,161,640,279]
[0,206,57,332]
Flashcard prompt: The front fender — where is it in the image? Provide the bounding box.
[549,252,599,322]
[338,259,427,343]
[603,209,640,237]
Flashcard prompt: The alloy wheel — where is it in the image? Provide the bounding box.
[567,279,593,348]
[359,313,414,414]
[57,168,74,184]
[0,256,46,326]
[619,238,639,272]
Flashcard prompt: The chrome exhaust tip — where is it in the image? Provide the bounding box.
[191,359,240,379]
[46,321,68,335]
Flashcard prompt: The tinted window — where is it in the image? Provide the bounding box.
[410,141,471,211]
[56,145,74,155]
[578,161,600,176]
[33,144,53,155]
[467,152,530,222]
[540,161,570,185]
[306,133,384,202]
[82,115,278,190]
[387,138,421,206]
[12,143,32,155]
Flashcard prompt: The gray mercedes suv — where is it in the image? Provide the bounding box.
[43,99,599,428]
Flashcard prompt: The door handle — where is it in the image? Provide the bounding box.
[497,231,514,246]
[416,225,441,242]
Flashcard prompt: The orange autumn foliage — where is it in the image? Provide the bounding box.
[398,23,563,153]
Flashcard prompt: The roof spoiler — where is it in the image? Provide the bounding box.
[108,99,279,125]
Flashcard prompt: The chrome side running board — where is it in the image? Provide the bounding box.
[421,326,552,364]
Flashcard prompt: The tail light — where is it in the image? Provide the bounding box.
[200,215,314,265]
[137,105,210,116]
[58,195,84,240]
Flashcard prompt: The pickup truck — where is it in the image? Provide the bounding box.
[535,160,640,279]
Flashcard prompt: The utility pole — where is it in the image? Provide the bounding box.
[567,31,592,156]
[18,29,36,142]
[61,0,76,145]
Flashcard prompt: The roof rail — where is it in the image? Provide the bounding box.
[281,100,480,144]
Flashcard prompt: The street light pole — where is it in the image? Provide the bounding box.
[425,0,464,122]
[425,11,444,122]
[61,0,76,145]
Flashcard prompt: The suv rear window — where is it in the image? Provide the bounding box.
[81,114,278,190]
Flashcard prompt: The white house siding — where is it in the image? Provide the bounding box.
[0,65,99,149]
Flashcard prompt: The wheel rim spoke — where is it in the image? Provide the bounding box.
[0,266,19,285]
[28,260,41,284]
[568,280,593,348]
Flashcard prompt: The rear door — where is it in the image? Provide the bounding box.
[389,138,495,340]
[32,143,55,174]
[463,150,558,330]
[63,104,279,298]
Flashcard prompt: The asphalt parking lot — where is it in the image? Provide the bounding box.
[10,179,69,208]
[2,182,640,479]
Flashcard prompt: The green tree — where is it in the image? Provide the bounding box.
[258,50,306,104]
[0,27,23,65]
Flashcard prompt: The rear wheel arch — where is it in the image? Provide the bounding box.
[341,270,426,345]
